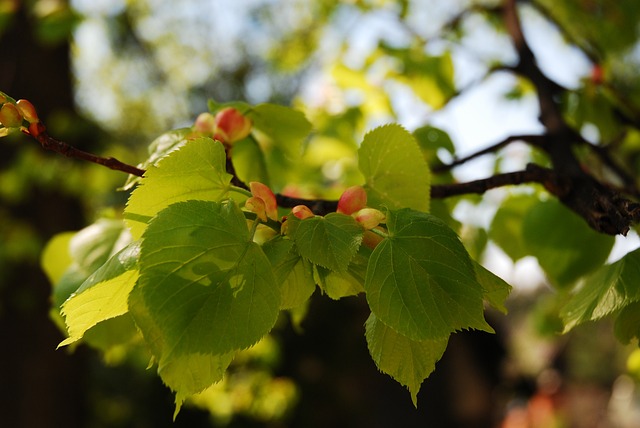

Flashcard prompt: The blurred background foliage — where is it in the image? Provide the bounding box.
[3,0,640,427]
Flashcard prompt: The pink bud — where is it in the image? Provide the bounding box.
[245,196,268,222]
[337,186,367,215]
[353,208,386,230]
[249,181,278,221]
[292,205,314,219]
[362,229,385,249]
[214,107,252,144]
[0,103,23,128]
[16,99,39,123]
[194,112,216,134]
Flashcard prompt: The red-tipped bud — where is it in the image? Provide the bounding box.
[0,103,23,128]
[16,99,39,123]
[194,112,216,134]
[292,205,314,220]
[591,64,604,85]
[28,121,46,137]
[214,107,252,144]
[337,185,367,215]
[362,229,385,249]
[353,208,386,230]
[245,196,268,222]
[249,181,278,221]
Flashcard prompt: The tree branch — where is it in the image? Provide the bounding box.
[25,124,145,177]
[432,134,546,173]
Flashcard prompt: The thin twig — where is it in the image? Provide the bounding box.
[432,134,546,173]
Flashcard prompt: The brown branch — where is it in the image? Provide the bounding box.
[432,134,546,173]
[26,125,145,177]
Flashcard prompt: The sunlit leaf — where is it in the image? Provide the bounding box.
[291,212,364,272]
[125,138,235,239]
[365,313,448,406]
[489,194,539,262]
[135,200,280,356]
[365,208,492,341]
[474,261,512,314]
[59,241,140,346]
[359,124,430,212]
[522,199,614,286]
[561,248,640,332]
[262,236,316,309]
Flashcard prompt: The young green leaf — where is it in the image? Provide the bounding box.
[136,200,280,356]
[358,124,430,212]
[489,193,539,262]
[59,241,140,347]
[365,208,492,341]
[128,283,234,416]
[314,249,369,300]
[262,236,316,309]
[522,199,614,286]
[365,313,448,407]
[473,261,512,314]
[247,103,312,158]
[291,212,364,272]
[125,137,235,239]
[614,301,640,344]
[561,248,640,332]
[123,128,194,190]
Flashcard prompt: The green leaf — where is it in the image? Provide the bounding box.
[561,248,640,332]
[125,138,235,240]
[48,219,131,308]
[489,194,539,262]
[614,301,640,344]
[365,313,448,406]
[262,236,316,309]
[41,231,75,286]
[291,213,364,272]
[473,261,512,314]
[163,352,235,418]
[522,199,615,286]
[365,209,492,341]
[359,124,430,212]
[123,128,193,190]
[314,248,368,299]
[59,241,140,347]
[128,283,234,415]
[247,103,312,158]
[136,200,280,356]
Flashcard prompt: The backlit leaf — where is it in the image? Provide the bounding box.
[365,208,492,341]
[522,199,614,286]
[561,248,640,332]
[291,212,364,272]
[365,313,448,406]
[136,200,280,356]
[59,241,140,347]
[359,124,430,212]
[125,138,235,239]
[474,261,512,314]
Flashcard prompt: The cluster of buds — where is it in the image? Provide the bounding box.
[194,107,252,145]
[336,186,386,230]
[0,93,42,138]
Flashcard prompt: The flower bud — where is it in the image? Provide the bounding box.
[362,229,385,249]
[16,99,39,123]
[194,112,216,134]
[337,185,367,215]
[245,196,268,222]
[249,181,278,221]
[214,107,252,144]
[353,208,386,230]
[0,103,23,128]
[292,205,314,220]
